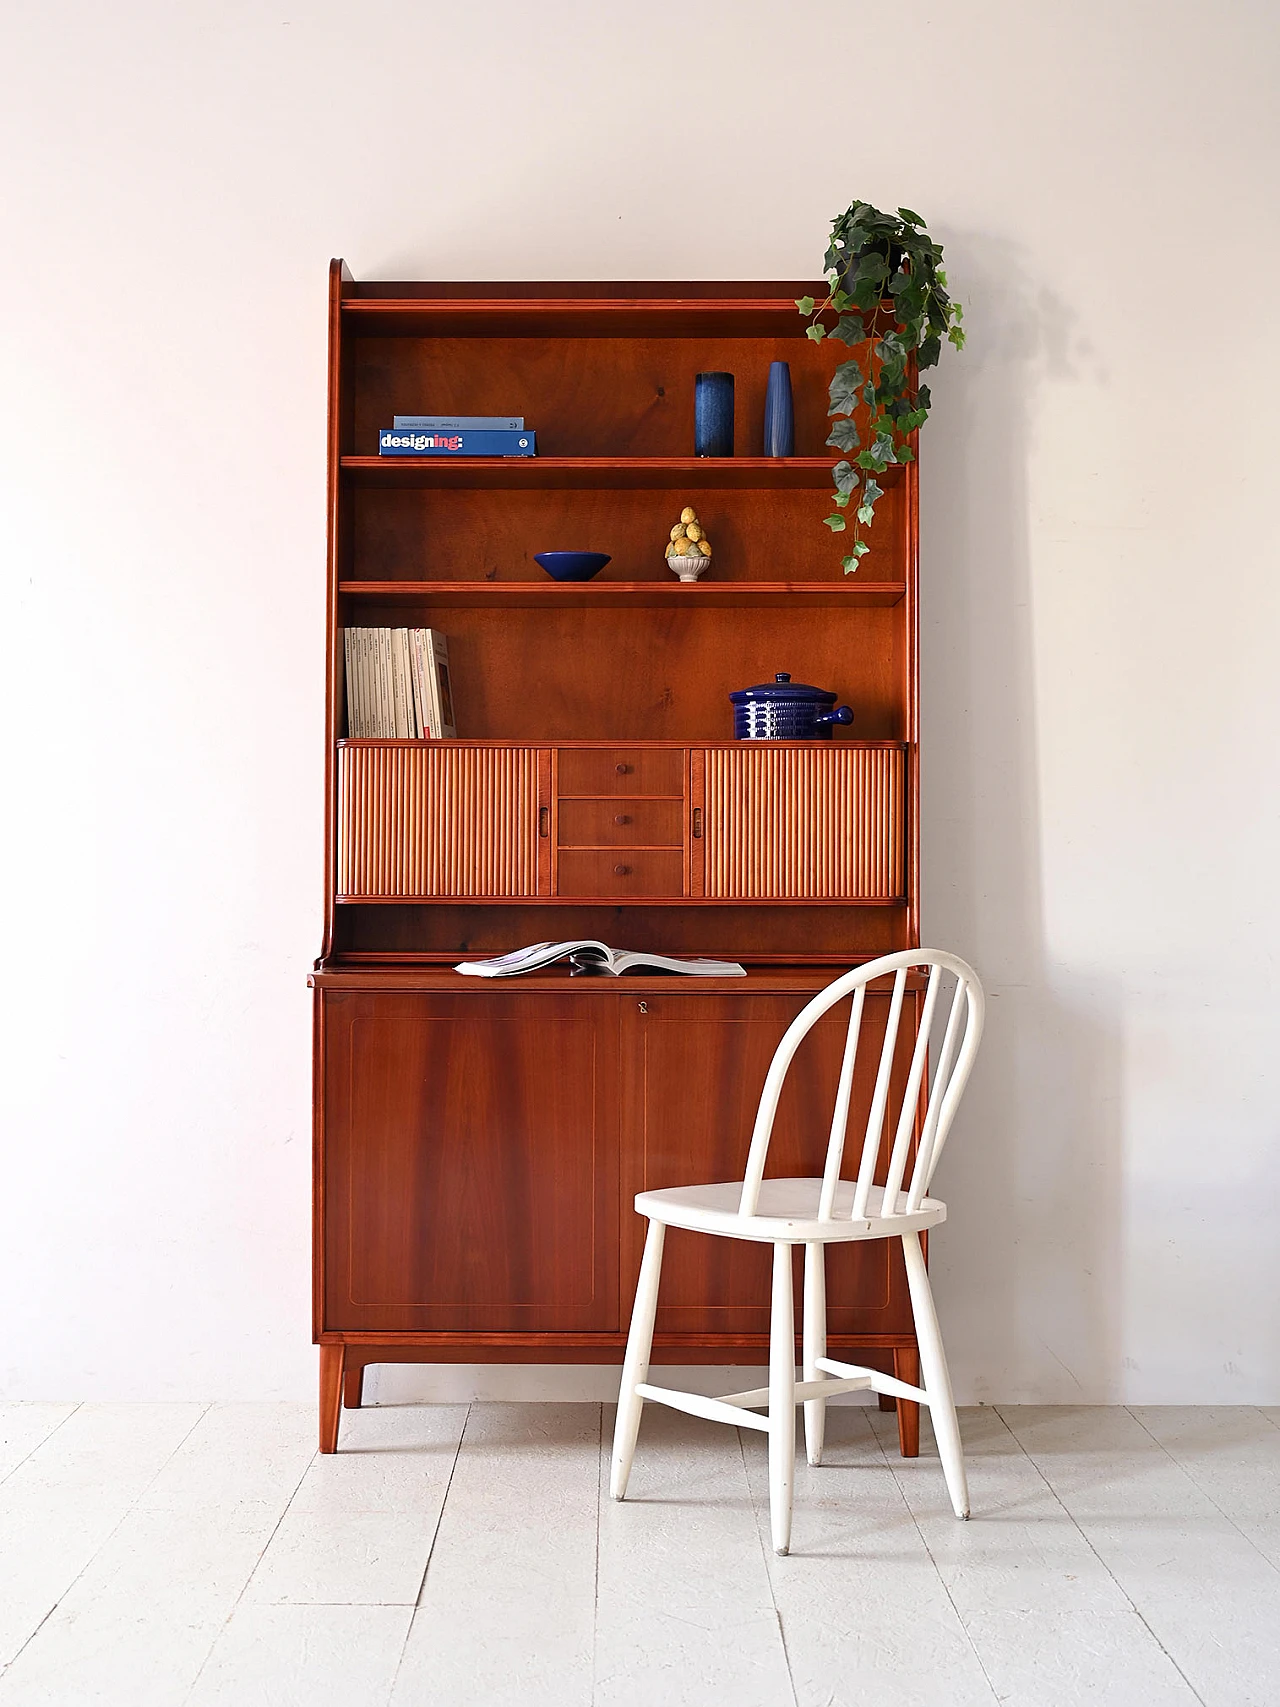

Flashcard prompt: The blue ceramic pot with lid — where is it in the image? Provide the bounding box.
[729,673,855,740]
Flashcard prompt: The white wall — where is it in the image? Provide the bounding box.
[2,0,1277,1404]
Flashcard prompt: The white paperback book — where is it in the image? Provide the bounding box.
[423,629,456,738]
[456,941,746,978]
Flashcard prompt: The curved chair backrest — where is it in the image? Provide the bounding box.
[739,950,985,1219]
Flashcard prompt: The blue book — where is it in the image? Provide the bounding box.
[378,428,536,457]
[393,414,524,431]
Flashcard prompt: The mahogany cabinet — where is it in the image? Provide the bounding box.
[315,973,922,1449]
[314,270,924,1453]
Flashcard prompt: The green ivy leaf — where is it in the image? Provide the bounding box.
[856,503,876,525]
[832,490,851,508]
[897,443,916,461]
[823,513,847,532]
[829,314,866,346]
[806,323,826,343]
[897,206,924,225]
[948,326,966,349]
[918,333,941,368]
[841,553,861,573]
[862,477,883,505]
[831,460,859,494]
[828,361,863,415]
[794,295,816,316]
[825,418,860,452]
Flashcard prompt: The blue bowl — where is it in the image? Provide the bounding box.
[534,551,611,582]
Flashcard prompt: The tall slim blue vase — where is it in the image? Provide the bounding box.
[695,372,734,457]
[762,361,794,457]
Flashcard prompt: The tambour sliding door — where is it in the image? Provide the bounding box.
[699,745,904,901]
[336,742,548,899]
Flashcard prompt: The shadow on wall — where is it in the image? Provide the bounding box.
[919,234,1124,1403]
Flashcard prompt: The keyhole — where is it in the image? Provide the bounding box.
[638,1001,648,1014]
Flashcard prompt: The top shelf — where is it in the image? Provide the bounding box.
[340,293,824,339]
[341,456,860,491]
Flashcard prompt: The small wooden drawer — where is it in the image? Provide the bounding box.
[557,748,684,798]
[557,798,684,848]
[556,849,686,898]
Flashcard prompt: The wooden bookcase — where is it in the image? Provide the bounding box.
[312,264,922,1452]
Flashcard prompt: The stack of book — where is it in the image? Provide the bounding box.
[377,414,536,458]
[344,628,456,738]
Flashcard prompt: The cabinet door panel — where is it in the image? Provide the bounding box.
[701,745,904,900]
[622,993,918,1338]
[336,743,542,897]
[322,993,618,1331]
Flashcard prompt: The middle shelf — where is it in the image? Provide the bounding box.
[339,579,907,609]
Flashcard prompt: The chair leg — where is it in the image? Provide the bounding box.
[802,1242,826,1467]
[610,1219,666,1501]
[769,1241,796,1555]
[901,1232,969,1518]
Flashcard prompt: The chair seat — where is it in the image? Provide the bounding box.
[634,1178,946,1243]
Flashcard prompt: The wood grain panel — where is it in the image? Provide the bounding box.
[322,992,619,1333]
[703,745,905,899]
[337,743,539,897]
[557,799,684,847]
[556,849,685,899]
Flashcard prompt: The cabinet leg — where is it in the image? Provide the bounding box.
[319,1344,345,1454]
[878,1391,896,1412]
[343,1364,366,1409]
[894,1345,921,1458]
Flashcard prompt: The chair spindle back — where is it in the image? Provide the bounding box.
[738,950,984,1220]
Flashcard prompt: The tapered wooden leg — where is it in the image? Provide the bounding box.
[894,1346,921,1456]
[802,1243,826,1467]
[319,1343,345,1454]
[902,1232,969,1517]
[343,1363,366,1409]
[610,1219,666,1501]
[769,1242,796,1556]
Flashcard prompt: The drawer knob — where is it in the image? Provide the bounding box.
[614,863,632,876]
[615,763,632,775]
[614,813,631,825]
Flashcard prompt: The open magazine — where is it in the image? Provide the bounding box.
[455,941,746,979]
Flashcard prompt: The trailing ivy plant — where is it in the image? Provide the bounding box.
[796,202,964,570]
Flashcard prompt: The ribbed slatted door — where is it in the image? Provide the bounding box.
[701,746,904,900]
[337,744,541,897]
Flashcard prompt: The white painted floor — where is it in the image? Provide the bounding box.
[0,1402,1277,1704]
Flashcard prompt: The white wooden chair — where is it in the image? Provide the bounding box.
[610,948,985,1555]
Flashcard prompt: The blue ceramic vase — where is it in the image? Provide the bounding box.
[762,361,794,457]
[695,372,734,457]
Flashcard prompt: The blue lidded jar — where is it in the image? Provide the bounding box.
[729,673,855,740]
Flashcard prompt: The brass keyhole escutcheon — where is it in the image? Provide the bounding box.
[638,1001,648,1014]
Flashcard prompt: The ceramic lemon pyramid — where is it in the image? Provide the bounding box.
[666,505,713,582]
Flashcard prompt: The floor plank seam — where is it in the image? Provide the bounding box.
[992,1407,1211,1707]
[386,1400,471,1705]
[738,1424,801,1707]
[868,1410,1002,1707]
[176,1415,322,1707]
[740,1420,802,1707]
[4,1402,213,1678]
[1125,1405,1280,1579]
[590,1400,604,1706]
[0,1402,82,1489]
